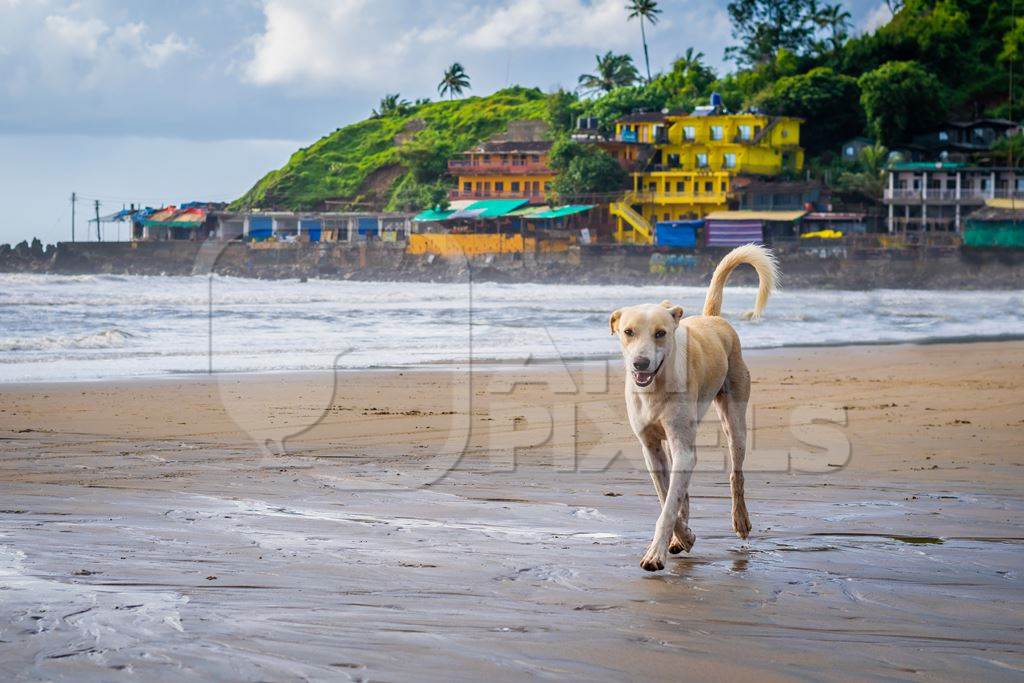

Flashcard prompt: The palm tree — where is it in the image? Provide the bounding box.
[626,0,662,82]
[678,47,705,73]
[372,93,409,117]
[578,52,639,95]
[437,62,471,100]
[814,3,852,52]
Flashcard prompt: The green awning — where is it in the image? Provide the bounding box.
[530,205,594,219]
[449,199,528,219]
[508,205,551,217]
[413,208,454,222]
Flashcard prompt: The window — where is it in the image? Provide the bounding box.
[463,181,472,192]
[845,146,855,156]
[676,181,686,192]
[532,181,540,194]
[668,153,680,167]
[683,126,696,141]
[544,182,552,191]
[938,131,949,142]
[739,125,752,141]
[532,155,540,162]
[710,126,724,141]
[495,181,504,192]
[696,153,708,168]
[723,153,737,169]
[648,182,657,192]
[721,181,727,191]
[510,181,520,192]
[705,181,713,192]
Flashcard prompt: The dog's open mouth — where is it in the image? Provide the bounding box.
[632,359,663,387]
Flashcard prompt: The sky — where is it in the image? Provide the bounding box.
[0,0,891,245]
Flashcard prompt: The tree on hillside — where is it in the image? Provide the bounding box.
[725,0,819,65]
[545,89,581,134]
[578,52,640,95]
[549,138,627,197]
[648,48,717,110]
[626,0,662,83]
[372,93,410,117]
[833,143,888,201]
[858,61,945,145]
[438,63,471,100]
[759,67,863,153]
[813,4,852,53]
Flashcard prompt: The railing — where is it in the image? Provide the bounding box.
[447,160,552,174]
[627,191,728,203]
[883,188,1002,201]
[448,189,548,201]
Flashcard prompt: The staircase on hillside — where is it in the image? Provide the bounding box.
[610,202,653,244]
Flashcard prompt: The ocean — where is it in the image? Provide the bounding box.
[0,273,1021,383]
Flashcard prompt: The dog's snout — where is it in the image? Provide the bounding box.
[632,357,651,371]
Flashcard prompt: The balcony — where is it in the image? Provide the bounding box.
[447,159,552,174]
[883,188,1005,202]
[628,191,728,205]
[449,188,549,202]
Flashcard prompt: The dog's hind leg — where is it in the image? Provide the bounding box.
[640,438,696,554]
[714,365,752,539]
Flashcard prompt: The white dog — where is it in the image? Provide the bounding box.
[609,244,778,571]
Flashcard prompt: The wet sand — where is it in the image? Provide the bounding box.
[1,342,1022,681]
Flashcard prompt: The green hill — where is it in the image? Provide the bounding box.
[232,87,548,212]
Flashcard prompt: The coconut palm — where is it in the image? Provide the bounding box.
[372,93,409,117]
[678,47,705,73]
[577,52,639,95]
[814,3,852,52]
[437,62,471,100]
[626,0,662,82]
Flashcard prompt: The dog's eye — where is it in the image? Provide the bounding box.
[624,328,634,337]
[655,329,667,339]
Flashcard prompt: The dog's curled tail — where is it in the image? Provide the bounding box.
[702,244,779,320]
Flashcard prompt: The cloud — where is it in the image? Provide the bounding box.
[1,2,193,96]
[241,0,691,91]
[463,0,633,50]
[861,2,893,33]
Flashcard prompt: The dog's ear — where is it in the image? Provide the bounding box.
[609,309,622,335]
[666,305,685,324]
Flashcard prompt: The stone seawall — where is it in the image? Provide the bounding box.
[1,240,1022,289]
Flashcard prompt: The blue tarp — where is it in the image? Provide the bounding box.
[300,218,322,242]
[249,216,273,240]
[655,220,701,248]
[357,217,378,235]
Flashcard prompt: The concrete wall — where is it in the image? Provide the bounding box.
[4,239,1021,289]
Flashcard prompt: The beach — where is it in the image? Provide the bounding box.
[1,341,1022,680]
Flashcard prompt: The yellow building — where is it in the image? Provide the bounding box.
[610,109,804,243]
[448,140,555,204]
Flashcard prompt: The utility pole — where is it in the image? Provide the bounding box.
[95,200,101,242]
[70,192,76,242]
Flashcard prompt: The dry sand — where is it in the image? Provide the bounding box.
[0,342,1022,681]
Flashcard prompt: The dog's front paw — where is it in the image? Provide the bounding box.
[733,503,751,540]
[640,543,666,572]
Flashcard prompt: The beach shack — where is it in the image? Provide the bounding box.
[703,210,806,246]
[963,199,1024,248]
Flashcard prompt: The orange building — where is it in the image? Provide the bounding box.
[448,141,554,204]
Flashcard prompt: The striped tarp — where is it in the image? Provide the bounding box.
[705,221,763,247]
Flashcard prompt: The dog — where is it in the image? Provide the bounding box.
[609,244,778,571]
